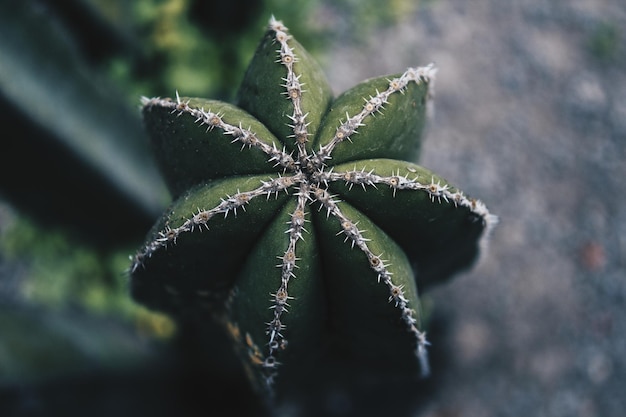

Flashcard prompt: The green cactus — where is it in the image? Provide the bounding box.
[130,17,497,402]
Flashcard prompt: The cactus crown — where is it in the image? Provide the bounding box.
[130,17,497,400]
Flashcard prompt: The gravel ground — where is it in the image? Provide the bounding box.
[324,1,625,416]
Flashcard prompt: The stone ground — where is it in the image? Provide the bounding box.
[323,1,625,416]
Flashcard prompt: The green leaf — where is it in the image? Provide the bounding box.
[0,2,169,223]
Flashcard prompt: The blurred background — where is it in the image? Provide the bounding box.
[1,0,624,416]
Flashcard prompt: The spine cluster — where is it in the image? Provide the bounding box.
[270,17,311,165]
[141,93,297,171]
[314,64,437,167]
[130,176,296,273]
[263,185,310,382]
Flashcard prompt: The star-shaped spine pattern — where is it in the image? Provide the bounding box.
[131,17,497,395]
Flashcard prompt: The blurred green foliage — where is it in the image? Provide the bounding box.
[588,20,621,62]
[87,0,426,102]
[88,0,323,103]
[2,215,138,317]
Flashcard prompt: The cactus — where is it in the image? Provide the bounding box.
[130,17,497,402]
